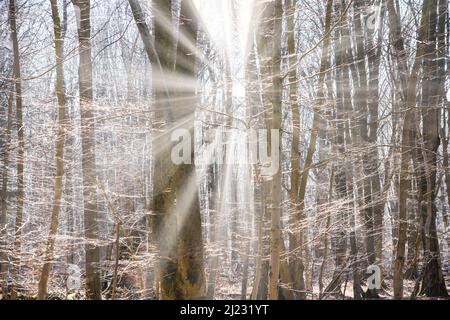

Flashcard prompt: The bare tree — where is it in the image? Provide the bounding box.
[72,0,101,300]
[8,0,25,300]
[37,0,68,300]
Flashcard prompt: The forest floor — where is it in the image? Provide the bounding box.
[1,275,450,300]
[213,275,450,300]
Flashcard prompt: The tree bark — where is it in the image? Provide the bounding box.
[8,0,25,300]
[295,0,333,298]
[129,0,206,299]
[0,92,13,296]
[72,0,102,300]
[413,0,448,298]
[388,0,434,299]
[286,0,306,299]
[266,0,283,301]
[37,0,68,300]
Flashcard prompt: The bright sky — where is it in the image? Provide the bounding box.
[192,0,254,99]
[192,0,254,56]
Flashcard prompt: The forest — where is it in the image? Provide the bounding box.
[0,0,449,300]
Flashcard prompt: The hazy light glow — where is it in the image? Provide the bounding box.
[160,1,258,271]
[192,0,254,61]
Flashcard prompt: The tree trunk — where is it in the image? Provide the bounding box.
[296,0,334,298]
[129,0,205,299]
[0,92,13,296]
[388,0,433,299]
[37,0,67,300]
[286,0,306,300]
[413,0,448,298]
[72,0,102,300]
[267,0,282,301]
[325,0,349,296]
[366,0,385,284]
[352,2,378,298]
[9,0,25,300]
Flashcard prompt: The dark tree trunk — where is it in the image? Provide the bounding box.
[0,92,13,296]
[129,0,205,299]
[9,0,25,300]
[413,0,448,298]
[72,0,102,300]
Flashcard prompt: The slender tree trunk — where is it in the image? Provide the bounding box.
[0,92,13,296]
[352,2,379,298]
[247,36,268,301]
[206,163,222,300]
[325,0,349,296]
[9,0,25,300]
[250,164,270,300]
[37,0,67,300]
[254,0,278,301]
[286,0,306,300]
[72,0,101,300]
[266,0,282,300]
[339,5,363,298]
[388,0,433,299]
[404,195,420,280]
[318,168,334,299]
[240,174,252,300]
[296,0,334,297]
[251,180,269,300]
[110,221,120,300]
[366,0,385,283]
